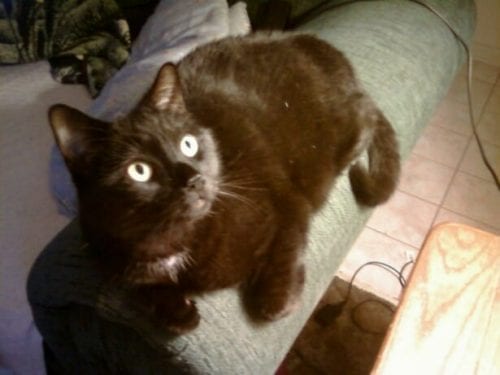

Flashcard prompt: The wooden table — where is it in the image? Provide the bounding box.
[372,222,499,375]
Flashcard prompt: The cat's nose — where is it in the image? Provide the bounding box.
[187,175,205,190]
[175,163,198,186]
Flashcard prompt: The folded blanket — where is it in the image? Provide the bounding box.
[0,0,130,96]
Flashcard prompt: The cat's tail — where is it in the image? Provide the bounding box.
[348,112,400,207]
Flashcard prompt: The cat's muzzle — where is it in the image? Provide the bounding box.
[183,175,216,219]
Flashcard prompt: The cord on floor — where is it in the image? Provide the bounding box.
[313,260,414,332]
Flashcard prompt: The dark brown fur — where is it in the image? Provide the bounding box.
[49,32,400,334]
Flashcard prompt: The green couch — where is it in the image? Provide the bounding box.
[27,0,475,373]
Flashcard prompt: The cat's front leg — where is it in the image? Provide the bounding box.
[131,285,200,335]
[245,261,305,322]
[243,203,309,322]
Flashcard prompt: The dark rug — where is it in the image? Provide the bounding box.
[285,277,396,375]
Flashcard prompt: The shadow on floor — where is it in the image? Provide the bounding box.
[285,277,396,375]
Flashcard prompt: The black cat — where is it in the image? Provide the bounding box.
[48,32,400,334]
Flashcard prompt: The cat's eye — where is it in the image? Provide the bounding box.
[180,135,198,158]
[127,162,152,182]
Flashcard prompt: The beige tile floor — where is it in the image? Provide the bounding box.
[337,60,500,304]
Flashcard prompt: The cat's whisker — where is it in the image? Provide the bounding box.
[221,174,258,184]
[220,173,266,191]
[217,189,251,202]
[181,247,194,267]
[224,151,245,169]
[217,189,261,213]
[220,182,266,192]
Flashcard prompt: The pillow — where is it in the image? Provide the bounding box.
[50,0,250,216]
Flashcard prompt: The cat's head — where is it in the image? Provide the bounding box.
[49,64,221,265]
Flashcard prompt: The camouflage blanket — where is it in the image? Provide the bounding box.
[0,0,131,96]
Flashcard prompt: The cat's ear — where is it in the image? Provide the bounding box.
[49,104,108,166]
[149,63,186,112]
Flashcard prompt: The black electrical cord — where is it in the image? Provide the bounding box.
[314,259,415,333]
[410,0,500,190]
[296,259,414,371]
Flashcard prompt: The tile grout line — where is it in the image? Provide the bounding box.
[458,70,500,183]
[410,149,464,170]
[393,186,441,208]
[365,225,423,252]
[415,69,498,167]
[455,167,498,186]
[476,73,497,124]
[396,186,446,207]
[434,205,500,232]
[457,74,500,86]
[457,59,500,85]
[430,118,472,138]
[493,70,500,88]
[430,133,471,226]
[447,67,498,122]
[437,62,496,111]
[429,69,498,229]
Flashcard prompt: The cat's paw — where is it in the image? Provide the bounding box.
[155,297,201,335]
[132,287,200,335]
[249,292,302,322]
[244,265,305,322]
